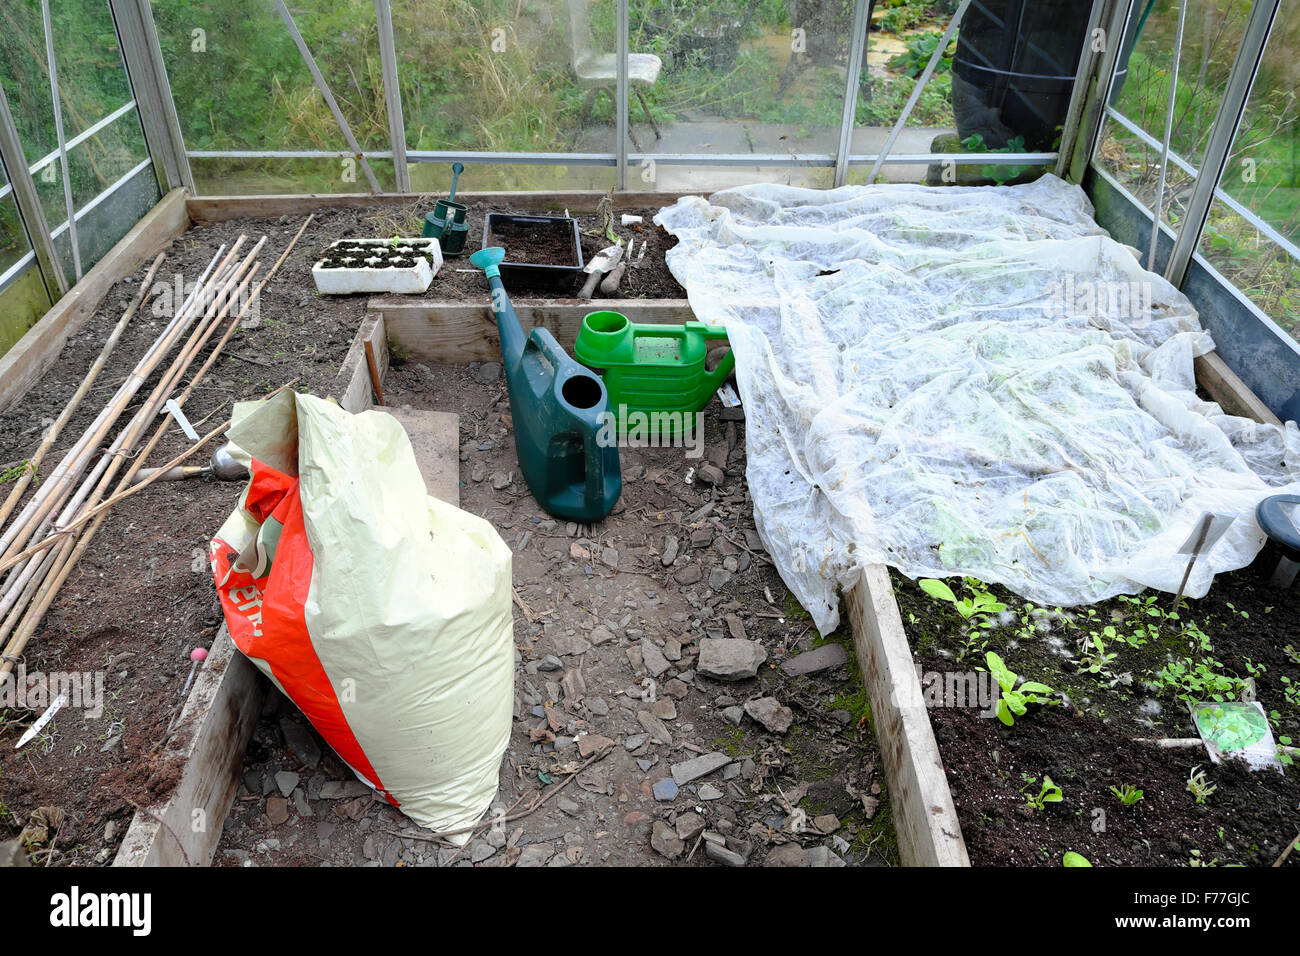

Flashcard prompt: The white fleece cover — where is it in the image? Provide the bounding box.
[656,176,1300,634]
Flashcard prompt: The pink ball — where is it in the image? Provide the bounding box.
[190,647,208,662]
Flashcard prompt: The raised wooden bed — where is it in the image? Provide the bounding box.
[4,188,1283,867]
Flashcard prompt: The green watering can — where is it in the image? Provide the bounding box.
[574,311,734,437]
[470,247,621,522]
[423,162,469,255]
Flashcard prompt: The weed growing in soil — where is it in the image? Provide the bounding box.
[1109,783,1144,806]
[1186,766,1218,804]
[1021,773,1063,811]
[0,461,34,484]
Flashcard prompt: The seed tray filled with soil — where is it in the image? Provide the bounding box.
[313,237,442,295]
[483,214,585,294]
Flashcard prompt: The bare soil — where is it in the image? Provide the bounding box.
[213,362,893,868]
[486,215,581,267]
[894,567,1300,867]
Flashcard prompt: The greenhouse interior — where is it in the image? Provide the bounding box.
[0,0,1298,888]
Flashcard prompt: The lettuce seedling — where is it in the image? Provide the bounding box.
[986,651,1055,726]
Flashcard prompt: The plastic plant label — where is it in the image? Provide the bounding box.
[718,384,741,408]
[1190,701,1281,771]
[1177,513,1234,556]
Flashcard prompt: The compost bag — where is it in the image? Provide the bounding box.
[656,176,1300,634]
[210,390,514,837]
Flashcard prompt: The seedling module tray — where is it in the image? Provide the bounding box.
[313,237,442,294]
[483,213,585,293]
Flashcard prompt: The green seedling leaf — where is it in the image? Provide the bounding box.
[919,578,956,604]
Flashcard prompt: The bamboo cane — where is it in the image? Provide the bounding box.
[118,217,312,499]
[0,252,165,531]
[0,219,311,667]
[0,237,247,555]
[46,241,264,534]
[0,257,264,628]
[0,243,232,562]
[0,242,252,627]
[0,219,307,583]
[0,378,300,678]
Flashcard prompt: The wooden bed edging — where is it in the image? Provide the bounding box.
[336,311,389,414]
[846,566,970,867]
[113,625,265,866]
[0,188,190,414]
[374,299,693,365]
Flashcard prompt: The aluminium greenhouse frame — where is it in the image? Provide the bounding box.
[1,0,1295,419]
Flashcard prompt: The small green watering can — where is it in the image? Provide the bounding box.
[575,311,733,437]
[423,162,469,255]
[470,246,621,522]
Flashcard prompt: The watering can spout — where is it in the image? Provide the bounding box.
[471,246,525,366]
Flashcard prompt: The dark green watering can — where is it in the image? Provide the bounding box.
[423,162,469,255]
[470,246,621,522]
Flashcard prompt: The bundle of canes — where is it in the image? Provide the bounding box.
[0,217,312,677]
[0,237,257,631]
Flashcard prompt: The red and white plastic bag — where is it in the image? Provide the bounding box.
[210,390,514,838]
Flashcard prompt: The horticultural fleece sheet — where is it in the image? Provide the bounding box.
[656,176,1300,634]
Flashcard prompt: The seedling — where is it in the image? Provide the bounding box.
[1186,765,1217,804]
[1021,773,1063,811]
[1283,644,1300,665]
[986,651,1056,726]
[919,578,1006,621]
[1078,631,1118,675]
[1062,851,1092,867]
[1109,783,1144,805]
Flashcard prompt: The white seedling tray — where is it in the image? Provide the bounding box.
[312,237,442,294]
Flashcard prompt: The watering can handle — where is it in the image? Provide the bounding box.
[705,347,736,391]
[583,426,608,514]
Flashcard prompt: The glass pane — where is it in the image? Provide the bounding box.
[848,0,1082,185]
[393,0,602,156]
[1195,0,1300,343]
[66,161,161,273]
[409,162,614,192]
[0,165,32,276]
[154,0,394,191]
[0,1,136,159]
[1097,0,1251,230]
[626,0,849,181]
[0,261,52,359]
[0,159,50,360]
[189,156,398,196]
